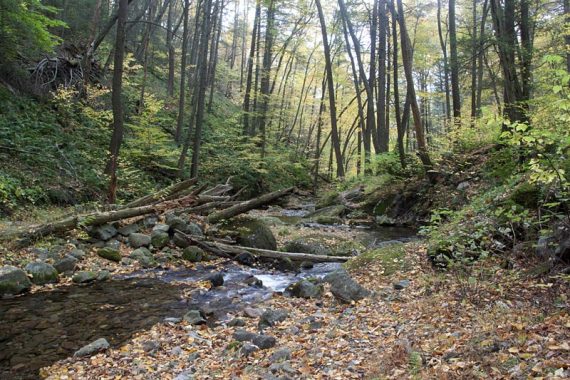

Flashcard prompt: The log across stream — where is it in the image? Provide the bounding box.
[0,215,415,379]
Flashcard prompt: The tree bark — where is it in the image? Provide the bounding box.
[449,0,462,122]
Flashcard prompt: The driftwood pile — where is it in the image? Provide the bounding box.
[0,179,347,263]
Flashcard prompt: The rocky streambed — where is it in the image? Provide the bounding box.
[0,201,415,379]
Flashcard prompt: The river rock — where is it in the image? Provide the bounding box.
[286,279,322,299]
[182,246,204,262]
[0,266,32,295]
[236,252,255,267]
[153,223,170,233]
[97,270,110,281]
[53,255,78,274]
[24,262,58,285]
[243,307,264,318]
[284,238,332,256]
[233,329,257,342]
[69,249,86,260]
[97,247,121,262]
[72,271,98,283]
[74,338,110,357]
[207,272,224,287]
[183,310,206,325]
[224,217,277,251]
[324,269,370,303]
[305,205,346,225]
[228,318,246,327]
[259,309,288,329]
[105,239,121,250]
[90,224,117,241]
[300,261,314,269]
[270,348,292,363]
[252,334,277,349]
[129,233,151,248]
[241,342,259,357]
[394,279,410,290]
[151,230,169,249]
[118,223,140,236]
[129,248,157,268]
[173,232,190,249]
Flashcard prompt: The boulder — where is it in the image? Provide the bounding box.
[89,224,117,241]
[223,217,277,251]
[24,262,58,285]
[183,310,206,325]
[207,272,224,287]
[129,248,157,268]
[324,269,370,303]
[53,255,78,274]
[240,342,259,356]
[105,239,121,250]
[172,232,190,249]
[284,237,332,256]
[0,266,32,295]
[182,246,204,262]
[117,223,140,236]
[236,252,255,267]
[69,249,86,260]
[97,270,110,281]
[97,247,121,262]
[152,223,170,233]
[286,279,322,299]
[305,205,346,225]
[270,348,292,363]
[252,334,276,349]
[233,329,257,342]
[151,231,169,249]
[166,214,203,236]
[259,309,288,329]
[72,271,98,284]
[74,338,110,357]
[128,233,151,248]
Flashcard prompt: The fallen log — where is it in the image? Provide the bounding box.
[208,187,295,224]
[125,178,197,208]
[213,242,349,263]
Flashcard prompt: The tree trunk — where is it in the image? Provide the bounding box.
[377,0,389,153]
[316,0,345,178]
[105,0,129,204]
[243,1,261,136]
[166,0,175,97]
[174,0,190,143]
[437,0,451,122]
[449,0,462,122]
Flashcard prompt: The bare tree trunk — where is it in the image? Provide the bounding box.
[166,0,175,97]
[105,0,129,204]
[377,0,389,153]
[437,0,451,122]
[175,0,190,143]
[449,0,462,122]
[394,0,433,173]
[243,1,261,136]
[316,0,345,178]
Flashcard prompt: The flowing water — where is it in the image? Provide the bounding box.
[0,206,415,379]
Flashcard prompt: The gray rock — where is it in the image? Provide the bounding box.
[24,262,58,285]
[243,307,263,318]
[105,239,121,250]
[128,233,151,248]
[555,237,570,262]
[182,246,204,262]
[284,238,332,256]
[259,309,288,329]
[97,247,121,262]
[97,270,110,281]
[171,346,183,356]
[118,223,140,236]
[54,255,78,274]
[270,348,291,363]
[151,230,169,249]
[173,232,190,249]
[90,224,118,241]
[223,218,277,251]
[69,249,86,260]
[129,247,157,268]
[166,214,203,236]
[74,338,110,357]
[152,223,170,233]
[252,334,276,349]
[187,222,204,237]
[287,279,322,299]
[72,271,98,284]
[164,317,182,324]
[300,261,314,270]
[241,342,259,356]
[236,252,255,267]
[305,205,346,225]
[0,265,32,295]
[324,269,370,303]
[143,215,159,228]
[207,272,224,287]
[233,329,257,342]
[228,318,246,327]
[142,340,160,353]
[394,279,410,290]
[173,371,193,380]
[183,309,206,325]
[456,181,471,191]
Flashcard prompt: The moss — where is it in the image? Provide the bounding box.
[97,247,121,262]
[345,243,408,275]
[315,190,340,209]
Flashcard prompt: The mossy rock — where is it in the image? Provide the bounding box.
[222,217,277,251]
[304,205,346,224]
[182,246,205,262]
[510,183,541,209]
[150,231,169,249]
[315,191,340,209]
[129,247,157,268]
[372,193,397,216]
[0,265,32,295]
[97,247,121,262]
[346,243,408,275]
[284,234,362,257]
[24,262,58,285]
[72,271,98,283]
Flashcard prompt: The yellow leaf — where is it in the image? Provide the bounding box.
[508,347,519,354]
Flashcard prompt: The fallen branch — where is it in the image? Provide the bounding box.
[213,242,349,263]
[125,178,197,208]
[208,187,295,224]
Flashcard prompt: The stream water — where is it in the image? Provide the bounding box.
[0,207,416,379]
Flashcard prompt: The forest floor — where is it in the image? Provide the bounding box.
[40,240,569,379]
